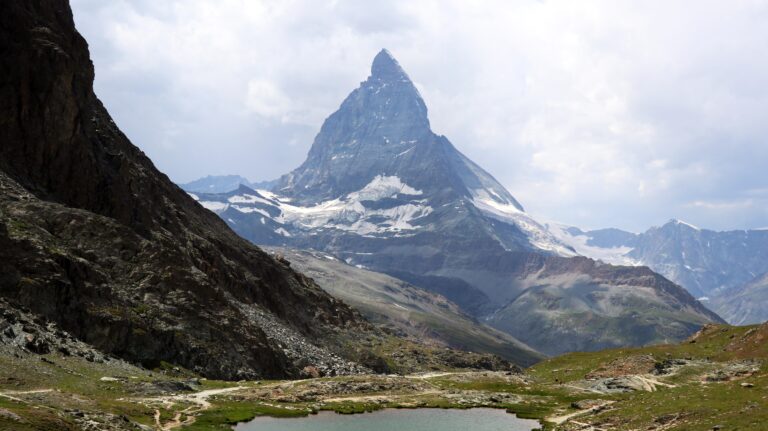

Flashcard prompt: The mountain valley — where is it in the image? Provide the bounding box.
[1,1,766,430]
[263,247,542,366]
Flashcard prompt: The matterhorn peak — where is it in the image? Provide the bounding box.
[371,48,409,81]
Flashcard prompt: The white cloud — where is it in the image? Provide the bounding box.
[70,0,768,231]
[245,80,291,121]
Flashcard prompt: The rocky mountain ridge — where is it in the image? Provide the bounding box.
[265,246,542,366]
[550,219,768,324]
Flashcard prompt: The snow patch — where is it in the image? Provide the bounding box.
[395,146,415,157]
[671,218,700,230]
[232,205,272,218]
[200,201,229,213]
[546,222,640,266]
[349,175,422,201]
[216,175,431,237]
[470,189,575,256]
[472,189,523,216]
[228,193,275,206]
[275,227,292,237]
[258,189,292,202]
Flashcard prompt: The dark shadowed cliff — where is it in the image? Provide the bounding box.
[0,0,374,380]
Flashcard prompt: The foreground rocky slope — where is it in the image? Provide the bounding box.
[195,50,722,354]
[0,170,370,380]
[0,0,391,380]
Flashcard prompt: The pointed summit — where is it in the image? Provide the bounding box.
[274,48,432,201]
[371,49,408,81]
[274,47,534,225]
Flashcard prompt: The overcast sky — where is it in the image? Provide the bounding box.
[70,0,768,232]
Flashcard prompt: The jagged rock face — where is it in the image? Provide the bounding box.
[0,297,117,363]
[0,0,372,380]
[196,50,721,355]
[627,221,768,299]
[275,50,435,202]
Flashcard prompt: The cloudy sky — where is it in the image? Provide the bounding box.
[70,0,768,232]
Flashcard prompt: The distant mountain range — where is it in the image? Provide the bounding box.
[180,174,275,194]
[184,49,721,355]
[709,271,768,325]
[549,220,768,324]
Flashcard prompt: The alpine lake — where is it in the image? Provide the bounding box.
[234,407,539,431]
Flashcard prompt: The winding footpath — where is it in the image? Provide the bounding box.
[140,386,247,430]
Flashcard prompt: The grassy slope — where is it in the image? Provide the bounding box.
[525,323,768,429]
[198,323,768,430]
[0,353,156,430]
[0,323,766,430]
[267,247,542,366]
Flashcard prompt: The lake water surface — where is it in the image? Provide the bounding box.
[234,408,539,431]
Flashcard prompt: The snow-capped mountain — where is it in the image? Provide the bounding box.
[629,220,768,299]
[550,219,768,323]
[198,50,572,257]
[194,49,721,354]
[267,49,570,255]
